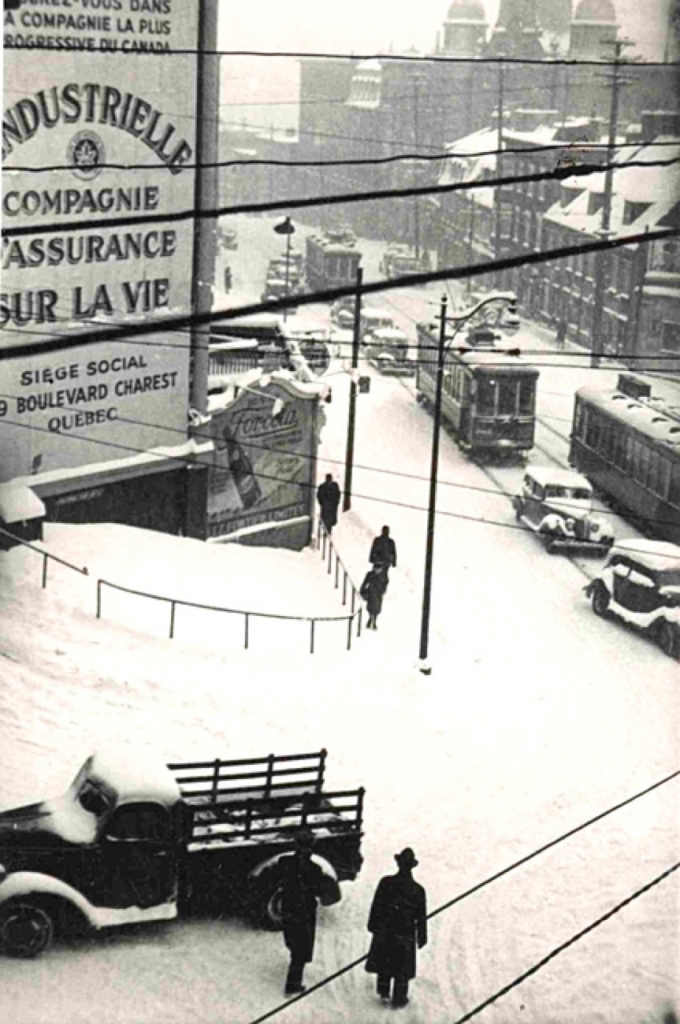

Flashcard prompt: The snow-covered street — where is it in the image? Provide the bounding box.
[1,287,679,1023]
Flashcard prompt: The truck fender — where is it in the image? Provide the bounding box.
[249,852,341,907]
[0,871,98,928]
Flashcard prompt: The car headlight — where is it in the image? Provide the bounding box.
[566,518,575,531]
[590,521,600,532]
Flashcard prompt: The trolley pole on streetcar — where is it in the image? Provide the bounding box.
[274,216,296,323]
[343,267,363,512]
[418,291,520,674]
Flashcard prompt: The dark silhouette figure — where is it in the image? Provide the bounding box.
[279,830,326,996]
[360,564,388,629]
[317,474,341,534]
[369,526,397,591]
[365,847,427,1009]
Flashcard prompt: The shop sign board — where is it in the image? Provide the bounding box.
[207,384,317,541]
[1,1,200,482]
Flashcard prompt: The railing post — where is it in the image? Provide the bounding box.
[357,606,362,637]
[310,619,315,654]
[334,553,339,589]
[321,531,326,559]
[327,540,332,574]
[265,754,275,798]
[351,586,356,613]
[42,553,48,589]
[356,786,365,830]
[169,600,176,639]
[317,749,327,793]
[347,614,353,651]
[212,759,221,804]
[96,580,102,619]
[342,570,347,606]
[244,612,249,649]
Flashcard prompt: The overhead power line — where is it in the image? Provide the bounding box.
[2,226,678,361]
[4,41,675,67]
[5,139,679,175]
[4,154,679,240]
[451,861,680,1024]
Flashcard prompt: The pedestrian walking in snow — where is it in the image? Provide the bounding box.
[365,847,428,1009]
[316,473,341,535]
[279,830,326,996]
[360,564,388,629]
[369,526,397,590]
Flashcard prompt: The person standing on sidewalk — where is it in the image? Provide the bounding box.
[316,473,341,535]
[369,526,397,589]
[279,830,326,996]
[365,847,428,1009]
[360,563,388,629]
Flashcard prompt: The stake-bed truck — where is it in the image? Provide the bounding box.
[0,747,365,957]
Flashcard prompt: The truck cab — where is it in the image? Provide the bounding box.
[0,750,183,957]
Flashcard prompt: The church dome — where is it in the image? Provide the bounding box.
[573,0,617,22]
[446,0,486,21]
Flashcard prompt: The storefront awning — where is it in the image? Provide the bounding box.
[0,483,46,524]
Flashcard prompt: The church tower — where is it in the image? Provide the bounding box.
[486,0,543,57]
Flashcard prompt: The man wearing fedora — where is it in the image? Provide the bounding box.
[365,847,428,1008]
[279,829,326,996]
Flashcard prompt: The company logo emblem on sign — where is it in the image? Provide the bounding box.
[68,130,105,180]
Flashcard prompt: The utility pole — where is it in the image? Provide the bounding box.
[343,267,363,512]
[419,294,448,674]
[412,70,423,259]
[590,39,631,368]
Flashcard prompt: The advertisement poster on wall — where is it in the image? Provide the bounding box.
[1,2,200,482]
[207,382,319,546]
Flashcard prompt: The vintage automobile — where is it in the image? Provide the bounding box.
[360,308,395,342]
[364,327,415,376]
[513,467,615,553]
[0,748,364,957]
[330,296,356,329]
[584,539,680,658]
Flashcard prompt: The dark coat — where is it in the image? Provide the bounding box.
[370,534,397,568]
[279,851,326,962]
[360,569,386,617]
[317,480,341,529]
[365,872,427,981]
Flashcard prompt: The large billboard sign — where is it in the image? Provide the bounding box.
[207,383,318,541]
[1,2,200,481]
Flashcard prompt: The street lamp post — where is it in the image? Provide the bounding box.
[418,290,519,675]
[274,216,295,322]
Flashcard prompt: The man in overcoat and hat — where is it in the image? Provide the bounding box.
[279,829,326,996]
[365,847,427,1008]
[316,473,341,535]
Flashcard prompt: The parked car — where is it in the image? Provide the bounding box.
[331,297,356,329]
[513,467,614,553]
[0,748,364,957]
[584,539,680,658]
[364,327,414,376]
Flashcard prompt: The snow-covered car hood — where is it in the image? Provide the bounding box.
[545,499,594,521]
[0,794,97,849]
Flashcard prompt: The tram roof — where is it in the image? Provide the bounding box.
[576,386,680,451]
[454,349,539,373]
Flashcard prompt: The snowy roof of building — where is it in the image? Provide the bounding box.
[438,127,498,208]
[0,483,46,524]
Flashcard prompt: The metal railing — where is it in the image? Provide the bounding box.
[96,575,362,654]
[316,518,364,618]
[0,525,89,587]
[2,523,362,654]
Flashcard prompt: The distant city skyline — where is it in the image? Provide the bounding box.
[219,0,676,133]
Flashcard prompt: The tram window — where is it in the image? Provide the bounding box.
[498,380,517,416]
[669,467,680,506]
[657,457,671,500]
[585,412,601,449]
[638,445,650,487]
[476,378,497,415]
[519,379,534,415]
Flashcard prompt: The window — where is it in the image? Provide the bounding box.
[586,411,601,450]
[661,322,680,354]
[476,377,497,416]
[106,803,172,843]
[519,378,534,415]
[622,201,651,225]
[78,780,111,818]
[498,379,517,416]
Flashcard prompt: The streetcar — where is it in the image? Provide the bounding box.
[569,375,680,545]
[305,232,363,292]
[415,321,539,458]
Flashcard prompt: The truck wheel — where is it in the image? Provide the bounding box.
[591,583,611,618]
[0,900,55,958]
[656,620,678,659]
[248,871,286,930]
